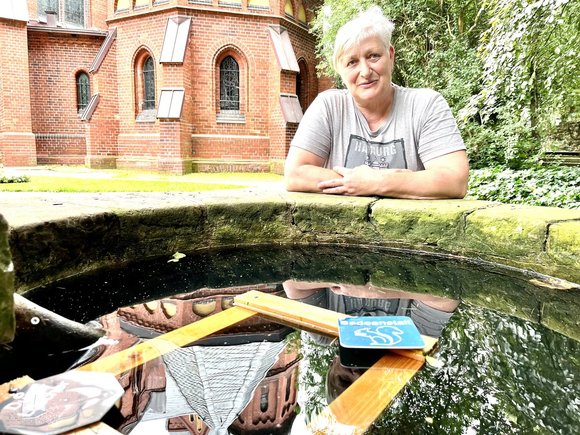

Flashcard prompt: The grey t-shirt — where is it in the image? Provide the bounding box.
[290,85,465,170]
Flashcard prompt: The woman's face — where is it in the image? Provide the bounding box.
[338,35,394,106]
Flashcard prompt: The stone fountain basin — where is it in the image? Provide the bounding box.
[1,188,579,344]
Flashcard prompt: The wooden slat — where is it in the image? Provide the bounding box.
[235,289,347,335]
[78,306,257,375]
[310,354,424,434]
[235,290,437,434]
[3,290,440,435]
[234,290,438,359]
[67,422,122,434]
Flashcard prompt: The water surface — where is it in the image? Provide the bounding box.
[7,245,579,434]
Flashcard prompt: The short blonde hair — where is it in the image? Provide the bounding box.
[332,6,395,74]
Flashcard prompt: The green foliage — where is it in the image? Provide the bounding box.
[310,0,579,169]
[296,332,337,422]
[461,108,543,169]
[311,0,485,106]
[467,166,580,208]
[460,0,579,166]
[369,305,580,434]
[0,174,30,183]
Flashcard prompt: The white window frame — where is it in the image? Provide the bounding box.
[279,93,303,124]
[160,16,191,64]
[268,26,299,72]
[157,88,185,119]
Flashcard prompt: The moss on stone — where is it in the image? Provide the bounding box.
[458,268,542,322]
[1,190,579,342]
[204,193,293,246]
[289,193,377,244]
[0,214,15,344]
[117,206,206,258]
[453,204,580,281]
[546,220,580,283]
[370,199,487,250]
[540,290,580,341]
[368,255,465,300]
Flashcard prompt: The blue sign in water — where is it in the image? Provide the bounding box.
[338,316,425,349]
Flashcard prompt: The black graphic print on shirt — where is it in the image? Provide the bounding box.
[344,135,407,169]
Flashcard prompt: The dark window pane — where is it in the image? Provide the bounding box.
[259,386,269,412]
[65,0,85,27]
[296,72,302,101]
[220,56,239,111]
[143,56,155,110]
[76,72,90,112]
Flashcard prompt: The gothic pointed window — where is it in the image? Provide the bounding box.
[219,56,239,111]
[143,56,155,110]
[76,72,90,113]
[284,0,293,17]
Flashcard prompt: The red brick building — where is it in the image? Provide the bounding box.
[0,0,329,174]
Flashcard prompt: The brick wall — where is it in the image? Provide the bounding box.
[28,30,106,164]
[1,0,327,172]
[0,18,36,166]
[86,27,120,169]
[110,4,319,172]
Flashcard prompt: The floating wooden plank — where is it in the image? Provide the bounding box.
[233,290,438,359]
[235,289,347,335]
[2,290,439,435]
[310,354,424,434]
[68,422,122,434]
[78,306,257,376]
[234,290,438,434]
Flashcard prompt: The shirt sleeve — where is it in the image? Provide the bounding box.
[290,92,333,161]
[417,92,466,163]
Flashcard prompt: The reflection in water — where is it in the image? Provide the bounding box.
[367,305,580,434]
[8,245,579,434]
[132,342,287,434]
[285,281,459,430]
[283,280,459,339]
[75,281,460,434]
[83,285,299,434]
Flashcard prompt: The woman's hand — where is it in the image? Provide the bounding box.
[318,166,410,196]
[317,150,468,199]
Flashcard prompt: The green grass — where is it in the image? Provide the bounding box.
[0,168,284,192]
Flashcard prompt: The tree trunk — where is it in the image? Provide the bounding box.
[13,293,105,352]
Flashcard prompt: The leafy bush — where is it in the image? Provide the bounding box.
[311,0,579,170]
[467,166,580,209]
[0,174,30,184]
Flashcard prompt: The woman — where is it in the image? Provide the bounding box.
[284,6,469,199]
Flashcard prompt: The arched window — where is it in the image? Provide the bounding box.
[284,0,294,16]
[297,59,308,111]
[142,56,155,110]
[219,56,239,111]
[259,386,269,412]
[297,2,307,23]
[76,72,90,112]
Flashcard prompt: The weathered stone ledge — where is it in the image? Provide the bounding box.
[0,189,579,342]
